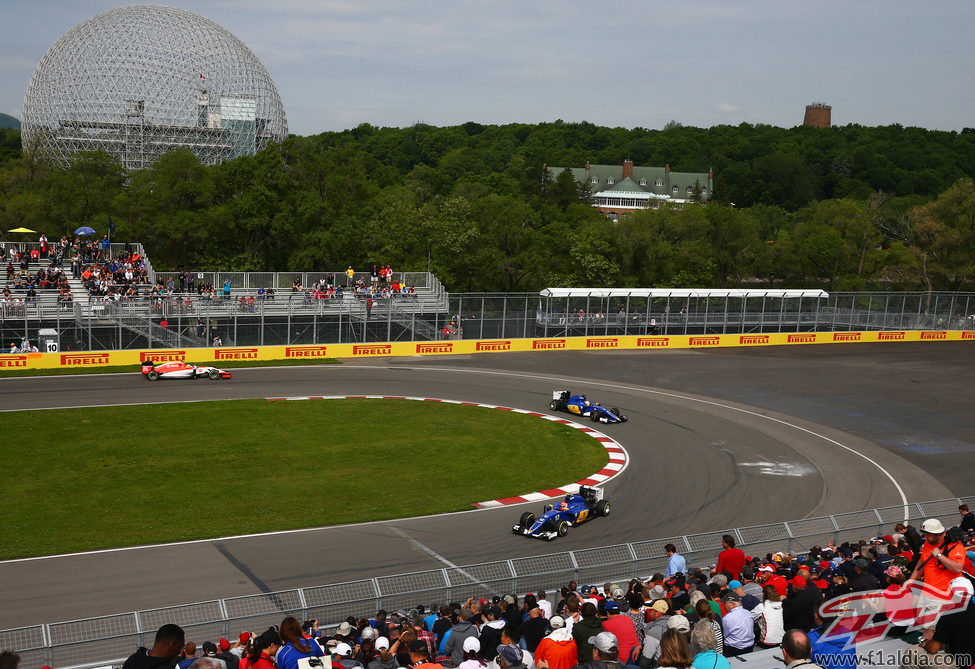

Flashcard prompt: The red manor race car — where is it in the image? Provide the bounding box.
[141,360,232,381]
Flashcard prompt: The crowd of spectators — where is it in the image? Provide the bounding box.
[107,510,975,669]
[290,268,417,305]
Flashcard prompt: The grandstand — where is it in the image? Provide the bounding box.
[2,238,974,352]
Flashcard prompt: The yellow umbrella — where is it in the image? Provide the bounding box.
[7,227,36,233]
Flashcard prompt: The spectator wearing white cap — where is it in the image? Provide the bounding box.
[533,616,576,669]
[573,632,618,669]
[367,637,398,669]
[909,518,966,597]
[332,642,364,669]
[456,637,487,669]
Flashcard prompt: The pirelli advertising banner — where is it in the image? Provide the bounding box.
[1,330,972,370]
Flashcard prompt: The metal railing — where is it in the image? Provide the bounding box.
[4,495,971,669]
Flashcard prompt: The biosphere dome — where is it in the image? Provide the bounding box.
[22,5,288,169]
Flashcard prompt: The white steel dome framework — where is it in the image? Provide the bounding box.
[22,5,288,170]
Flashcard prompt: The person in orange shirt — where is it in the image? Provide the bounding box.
[534,616,577,669]
[909,518,966,597]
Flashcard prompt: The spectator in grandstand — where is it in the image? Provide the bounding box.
[0,651,19,669]
[277,616,325,669]
[782,576,820,633]
[536,591,553,620]
[848,558,879,592]
[432,605,454,646]
[780,631,822,669]
[212,334,223,347]
[959,504,975,532]
[715,536,746,580]
[332,642,363,669]
[718,593,753,657]
[496,645,527,669]
[523,610,550,654]
[750,585,784,649]
[690,599,722,655]
[574,631,618,669]
[656,628,692,669]
[178,642,199,669]
[477,604,507,660]
[445,607,480,666]
[664,544,685,579]
[456,637,487,669]
[196,643,227,669]
[408,640,442,669]
[122,623,185,669]
[216,639,239,669]
[572,603,604,665]
[921,576,975,667]
[689,621,728,669]
[231,634,250,659]
[601,601,638,664]
[624,594,646,644]
[533,616,576,669]
[910,518,966,597]
[409,611,437,658]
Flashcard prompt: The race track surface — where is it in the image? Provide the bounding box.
[1,342,972,629]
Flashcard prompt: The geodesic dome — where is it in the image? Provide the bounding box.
[22,5,288,169]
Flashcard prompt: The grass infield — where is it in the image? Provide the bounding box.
[1,398,607,559]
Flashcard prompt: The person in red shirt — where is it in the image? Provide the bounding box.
[533,615,577,669]
[716,534,746,580]
[239,628,280,669]
[601,602,639,664]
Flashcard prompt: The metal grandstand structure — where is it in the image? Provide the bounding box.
[21,5,287,169]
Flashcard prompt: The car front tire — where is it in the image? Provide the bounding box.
[556,520,569,536]
[208,368,220,380]
[519,512,535,528]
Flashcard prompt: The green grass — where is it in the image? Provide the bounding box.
[0,399,606,559]
[0,356,341,378]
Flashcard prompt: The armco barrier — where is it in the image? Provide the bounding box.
[2,329,974,371]
[5,495,973,669]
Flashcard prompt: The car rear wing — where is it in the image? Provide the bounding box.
[553,390,570,401]
[579,485,603,503]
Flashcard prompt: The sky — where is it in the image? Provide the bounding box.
[2,0,974,136]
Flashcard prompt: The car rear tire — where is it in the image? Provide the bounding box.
[595,500,611,517]
[549,400,558,411]
[146,370,159,381]
[556,520,569,536]
[519,512,535,528]
[208,368,220,380]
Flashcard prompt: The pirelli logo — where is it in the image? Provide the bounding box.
[60,353,110,366]
[586,337,618,349]
[739,335,769,345]
[878,332,906,341]
[140,350,187,362]
[285,345,329,358]
[0,355,28,368]
[416,342,453,354]
[962,332,975,340]
[353,344,392,356]
[787,333,818,343]
[215,347,259,360]
[637,337,670,347]
[833,332,861,342]
[689,336,720,346]
[920,331,947,340]
[475,340,512,352]
[533,339,566,350]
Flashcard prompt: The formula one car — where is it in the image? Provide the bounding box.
[512,486,611,540]
[550,390,627,423]
[141,359,232,381]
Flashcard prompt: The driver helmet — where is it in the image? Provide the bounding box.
[559,501,569,511]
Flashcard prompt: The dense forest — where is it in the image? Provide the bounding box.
[1,121,974,292]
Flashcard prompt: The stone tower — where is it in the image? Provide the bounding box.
[803,103,831,128]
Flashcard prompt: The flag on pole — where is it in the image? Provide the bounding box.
[108,216,116,237]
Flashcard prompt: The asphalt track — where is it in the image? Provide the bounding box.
[2,342,973,630]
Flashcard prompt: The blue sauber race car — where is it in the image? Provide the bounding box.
[512,486,611,540]
[550,390,628,424]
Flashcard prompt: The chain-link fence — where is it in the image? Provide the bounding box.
[5,495,971,669]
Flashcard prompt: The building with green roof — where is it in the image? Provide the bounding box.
[545,160,712,219]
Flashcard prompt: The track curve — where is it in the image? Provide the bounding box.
[1,342,972,629]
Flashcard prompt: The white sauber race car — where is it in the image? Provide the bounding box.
[141,359,232,381]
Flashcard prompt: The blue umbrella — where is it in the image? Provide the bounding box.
[74,226,96,235]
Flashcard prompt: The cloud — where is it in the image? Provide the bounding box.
[717,103,740,113]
